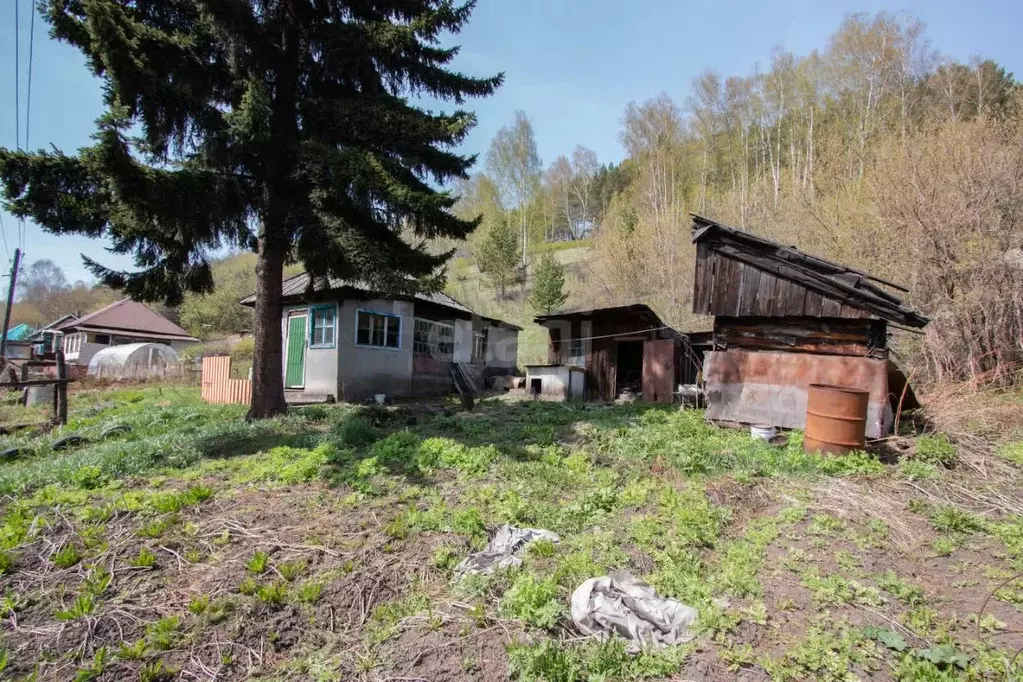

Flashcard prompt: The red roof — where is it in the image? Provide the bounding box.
[56,299,198,341]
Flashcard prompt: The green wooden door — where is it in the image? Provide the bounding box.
[285,314,307,388]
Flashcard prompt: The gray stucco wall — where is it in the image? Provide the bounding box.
[337,297,415,400]
[282,303,338,395]
[453,319,473,364]
[487,326,518,370]
[280,296,518,401]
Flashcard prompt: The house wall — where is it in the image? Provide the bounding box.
[568,367,586,399]
[487,326,518,370]
[337,298,414,400]
[64,333,195,367]
[453,319,473,364]
[282,303,338,395]
[278,297,518,401]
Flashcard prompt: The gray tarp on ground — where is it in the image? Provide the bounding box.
[454,525,560,577]
[571,571,698,651]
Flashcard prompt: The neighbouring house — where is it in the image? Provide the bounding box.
[52,300,199,367]
[239,273,521,402]
[690,213,929,438]
[28,314,79,343]
[5,323,32,341]
[3,323,34,359]
[530,304,706,403]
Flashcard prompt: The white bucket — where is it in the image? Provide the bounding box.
[750,424,777,442]
[373,393,386,405]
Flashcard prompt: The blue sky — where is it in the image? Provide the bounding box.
[0,0,1020,283]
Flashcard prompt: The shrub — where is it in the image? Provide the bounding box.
[916,434,957,466]
[331,416,379,449]
[130,547,158,568]
[500,573,564,629]
[256,581,288,607]
[245,550,270,574]
[930,506,986,534]
[53,543,81,569]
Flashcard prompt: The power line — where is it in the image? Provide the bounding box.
[0,213,10,262]
[14,0,20,150]
[26,0,34,150]
[20,0,37,251]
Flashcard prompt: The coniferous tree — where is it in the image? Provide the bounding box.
[529,253,567,314]
[474,216,519,298]
[0,1,500,417]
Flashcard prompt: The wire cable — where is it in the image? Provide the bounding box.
[14,0,20,150]
[25,0,34,150]
[20,0,37,251]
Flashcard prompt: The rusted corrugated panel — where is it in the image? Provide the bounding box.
[642,339,674,403]
[703,349,891,438]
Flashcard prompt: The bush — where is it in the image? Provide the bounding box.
[330,416,379,449]
[230,336,255,361]
[916,434,956,466]
[500,573,564,629]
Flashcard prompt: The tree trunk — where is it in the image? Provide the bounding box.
[247,235,287,419]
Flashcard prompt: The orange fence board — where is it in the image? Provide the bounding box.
[201,356,252,405]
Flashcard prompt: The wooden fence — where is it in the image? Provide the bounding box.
[201,356,252,405]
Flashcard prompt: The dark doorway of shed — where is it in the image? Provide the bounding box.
[530,378,542,399]
[615,341,643,398]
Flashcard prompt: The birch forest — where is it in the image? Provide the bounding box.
[454,11,1023,387]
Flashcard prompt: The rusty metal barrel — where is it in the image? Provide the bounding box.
[804,384,869,455]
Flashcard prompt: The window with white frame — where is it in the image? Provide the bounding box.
[568,338,585,366]
[356,310,400,349]
[413,318,453,356]
[310,305,337,347]
[471,328,488,363]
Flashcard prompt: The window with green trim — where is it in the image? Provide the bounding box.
[356,310,400,349]
[310,305,336,347]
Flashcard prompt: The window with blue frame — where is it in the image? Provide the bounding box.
[356,310,401,349]
[310,305,337,348]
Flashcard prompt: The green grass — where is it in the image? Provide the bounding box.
[0,385,1019,680]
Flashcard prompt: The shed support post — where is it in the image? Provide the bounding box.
[55,346,67,425]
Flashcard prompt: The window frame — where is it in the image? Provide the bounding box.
[309,304,338,349]
[471,327,489,363]
[412,317,454,357]
[567,338,585,367]
[354,308,402,350]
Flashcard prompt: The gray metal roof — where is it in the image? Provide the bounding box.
[241,272,521,330]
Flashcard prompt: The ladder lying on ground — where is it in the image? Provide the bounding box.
[451,363,480,398]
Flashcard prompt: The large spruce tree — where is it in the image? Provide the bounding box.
[0,1,500,417]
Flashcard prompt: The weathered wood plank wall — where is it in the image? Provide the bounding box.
[693,248,877,320]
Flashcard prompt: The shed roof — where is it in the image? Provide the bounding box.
[56,300,199,342]
[5,323,32,341]
[691,214,929,328]
[534,303,667,326]
[240,272,522,331]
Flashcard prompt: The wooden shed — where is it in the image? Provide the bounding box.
[533,304,704,403]
[690,214,929,437]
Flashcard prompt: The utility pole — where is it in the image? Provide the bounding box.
[0,248,22,359]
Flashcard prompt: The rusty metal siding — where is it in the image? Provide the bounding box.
[703,349,891,438]
[642,339,674,403]
[201,356,252,406]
